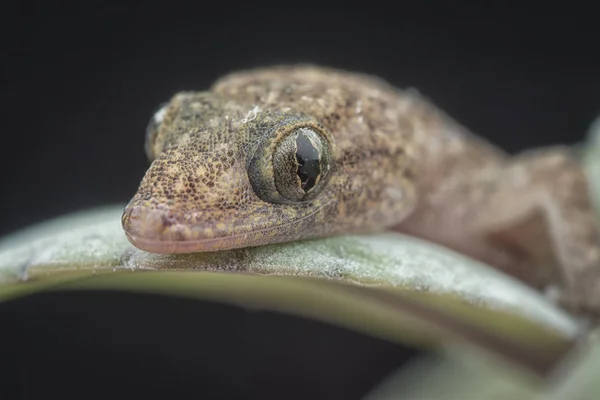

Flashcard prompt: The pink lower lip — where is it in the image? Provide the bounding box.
[122,198,333,254]
[122,206,258,254]
[124,232,241,254]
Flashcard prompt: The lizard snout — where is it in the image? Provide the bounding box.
[121,204,201,253]
[121,201,259,254]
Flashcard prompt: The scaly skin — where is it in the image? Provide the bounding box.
[122,65,600,315]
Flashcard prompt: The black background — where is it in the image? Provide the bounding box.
[1,2,599,399]
[1,290,421,399]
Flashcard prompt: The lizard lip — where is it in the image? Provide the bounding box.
[121,198,333,254]
[121,205,294,254]
[122,205,241,253]
[122,196,334,254]
[123,233,256,254]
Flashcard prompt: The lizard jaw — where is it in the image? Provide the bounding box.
[121,205,246,253]
[121,202,331,254]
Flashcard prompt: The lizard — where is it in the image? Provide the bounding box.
[122,64,600,315]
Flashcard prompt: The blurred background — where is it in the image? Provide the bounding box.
[1,2,599,236]
[1,3,599,399]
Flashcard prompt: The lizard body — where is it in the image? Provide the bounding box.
[123,65,600,314]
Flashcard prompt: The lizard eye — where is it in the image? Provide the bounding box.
[144,103,168,160]
[248,125,333,204]
[273,128,332,202]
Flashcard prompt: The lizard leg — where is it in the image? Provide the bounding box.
[473,147,600,314]
[400,147,600,315]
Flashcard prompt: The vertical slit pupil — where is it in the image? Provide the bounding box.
[295,132,321,193]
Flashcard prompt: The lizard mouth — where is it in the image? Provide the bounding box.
[123,230,275,254]
[121,200,333,254]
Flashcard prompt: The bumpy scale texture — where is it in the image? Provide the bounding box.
[123,65,600,315]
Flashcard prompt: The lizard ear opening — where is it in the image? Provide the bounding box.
[248,124,333,204]
[144,103,168,161]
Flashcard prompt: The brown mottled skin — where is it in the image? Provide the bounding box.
[123,65,600,314]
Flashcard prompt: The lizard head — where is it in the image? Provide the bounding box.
[122,92,337,253]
